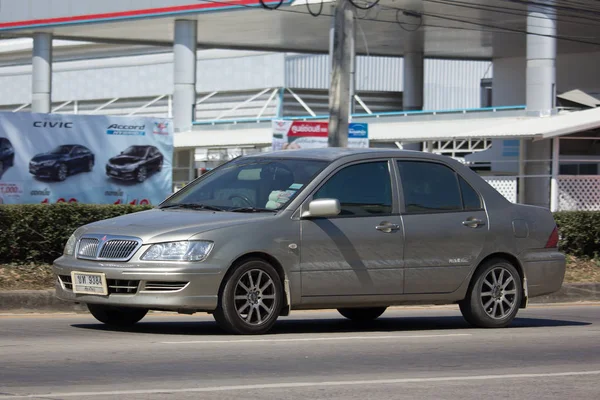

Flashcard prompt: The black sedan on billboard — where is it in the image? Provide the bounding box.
[29,144,95,181]
[106,145,163,183]
[0,137,15,179]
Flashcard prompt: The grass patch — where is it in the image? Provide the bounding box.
[0,257,598,291]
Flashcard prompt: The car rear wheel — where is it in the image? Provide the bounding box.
[213,259,283,335]
[87,304,148,327]
[136,166,147,183]
[459,258,522,328]
[338,307,387,321]
[55,163,67,181]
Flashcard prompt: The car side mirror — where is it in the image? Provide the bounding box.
[302,198,341,218]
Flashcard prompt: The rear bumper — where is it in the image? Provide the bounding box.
[521,251,566,298]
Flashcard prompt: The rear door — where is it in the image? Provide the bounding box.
[396,160,488,294]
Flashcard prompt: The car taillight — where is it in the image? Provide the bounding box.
[545,226,559,248]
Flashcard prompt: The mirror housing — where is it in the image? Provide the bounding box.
[302,198,341,218]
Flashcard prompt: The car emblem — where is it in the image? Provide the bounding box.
[101,235,107,242]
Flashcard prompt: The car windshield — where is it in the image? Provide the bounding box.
[122,146,148,157]
[50,145,73,155]
[161,158,328,211]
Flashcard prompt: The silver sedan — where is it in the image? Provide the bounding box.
[53,148,566,334]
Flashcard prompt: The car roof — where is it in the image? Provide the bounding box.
[245,147,452,163]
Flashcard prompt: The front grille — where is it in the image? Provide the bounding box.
[58,275,138,294]
[99,240,138,260]
[143,281,189,292]
[77,238,99,258]
[107,279,140,294]
[59,275,72,290]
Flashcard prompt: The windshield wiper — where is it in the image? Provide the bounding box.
[159,203,225,211]
[229,207,276,213]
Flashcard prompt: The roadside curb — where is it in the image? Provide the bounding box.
[1,283,599,313]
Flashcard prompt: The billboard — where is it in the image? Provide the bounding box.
[0,112,173,205]
[271,120,368,150]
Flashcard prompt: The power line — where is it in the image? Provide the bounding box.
[197,0,600,48]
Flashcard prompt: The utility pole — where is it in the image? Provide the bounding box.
[328,0,355,147]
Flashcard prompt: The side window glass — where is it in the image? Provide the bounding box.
[313,161,392,216]
[459,176,482,210]
[397,161,462,213]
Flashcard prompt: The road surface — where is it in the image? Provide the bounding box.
[1,304,599,399]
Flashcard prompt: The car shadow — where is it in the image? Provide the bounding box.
[70,314,591,336]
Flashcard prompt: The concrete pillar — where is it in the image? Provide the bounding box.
[518,139,527,204]
[526,1,556,116]
[32,33,52,113]
[173,20,197,133]
[403,22,424,111]
[550,137,560,211]
[524,139,552,209]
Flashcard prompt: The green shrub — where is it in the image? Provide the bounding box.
[0,205,598,265]
[554,211,600,259]
[0,204,152,264]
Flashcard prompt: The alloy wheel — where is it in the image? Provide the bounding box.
[480,266,518,320]
[233,269,277,326]
[137,167,147,182]
[57,164,67,181]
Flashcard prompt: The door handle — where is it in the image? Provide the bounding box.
[462,218,485,228]
[376,223,400,233]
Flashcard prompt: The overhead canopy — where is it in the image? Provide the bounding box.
[557,89,600,109]
[174,107,600,148]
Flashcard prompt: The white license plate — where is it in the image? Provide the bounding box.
[71,272,108,295]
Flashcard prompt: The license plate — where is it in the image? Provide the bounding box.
[110,170,119,176]
[71,272,108,295]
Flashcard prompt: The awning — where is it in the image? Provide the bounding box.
[175,124,271,148]
[557,89,600,109]
[174,107,600,148]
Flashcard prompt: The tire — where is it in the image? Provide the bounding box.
[338,307,387,321]
[459,258,522,328]
[213,259,283,335]
[136,166,147,183]
[87,304,148,327]
[0,160,4,177]
[55,163,68,181]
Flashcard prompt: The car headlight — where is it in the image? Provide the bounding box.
[63,234,77,256]
[141,240,214,262]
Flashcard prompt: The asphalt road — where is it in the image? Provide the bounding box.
[1,304,599,400]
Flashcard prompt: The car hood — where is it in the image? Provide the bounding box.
[109,155,143,166]
[31,154,64,162]
[77,208,277,243]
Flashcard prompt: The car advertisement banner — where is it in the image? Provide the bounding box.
[271,120,368,151]
[0,112,173,205]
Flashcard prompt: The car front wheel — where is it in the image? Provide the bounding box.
[87,304,148,327]
[213,259,283,335]
[55,163,68,181]
[459,258,522,328]
[136,166,147,183]
[338,307,387,321]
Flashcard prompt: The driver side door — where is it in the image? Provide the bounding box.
[300,159,405,297]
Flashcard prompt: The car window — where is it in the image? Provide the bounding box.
[397,161,462,213]
[163,158,328,210]
[459,175,482,210]
[313,161,392,216]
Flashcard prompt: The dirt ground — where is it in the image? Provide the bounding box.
[1,256,598,291]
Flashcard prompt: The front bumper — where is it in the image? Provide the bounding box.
[53,255,224,312]
[106,165,136,180]
[29,165,56,177]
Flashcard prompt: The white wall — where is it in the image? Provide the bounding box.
[493,51,600,106]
